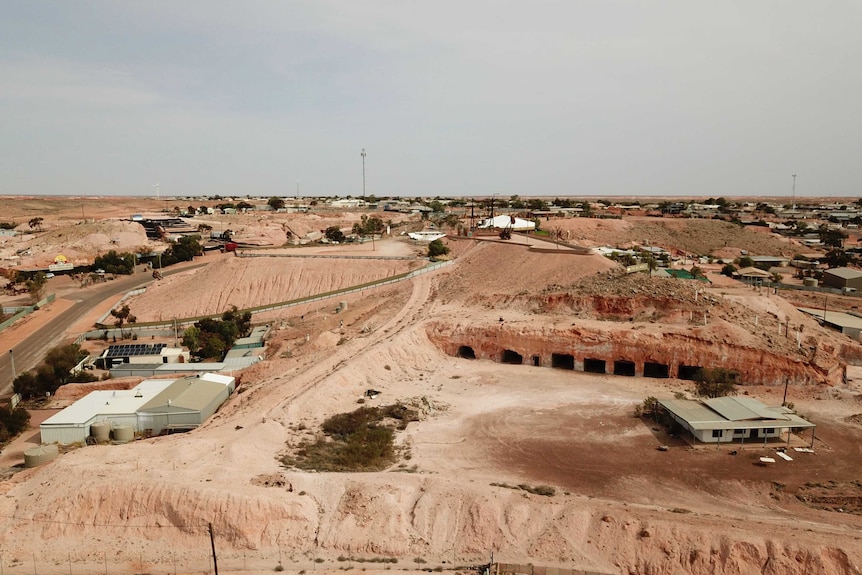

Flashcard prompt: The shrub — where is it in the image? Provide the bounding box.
[428,239,450,258]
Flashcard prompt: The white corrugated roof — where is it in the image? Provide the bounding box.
[41,379,175,426]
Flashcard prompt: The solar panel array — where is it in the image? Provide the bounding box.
[105,343,167,358]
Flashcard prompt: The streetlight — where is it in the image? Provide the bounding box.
[360,148,366,198]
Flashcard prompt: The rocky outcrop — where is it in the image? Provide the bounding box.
[426,322,844,387]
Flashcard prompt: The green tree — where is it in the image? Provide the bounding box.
[694,368,737,398]
[13,343,94,399]
[820,227,848,248]
[721,263,737,277]
[28,217,43,231]
[352,215,385,236]
[428,239,450,258]
[324,226,345,243]
[824,248,850,268]
[25,273,47,304]
[0,405,30,443]
[94,250,136,275]
[737,256,754,268]
[110,304,136,339]
[268,197,286,210]
[161,235,203,266]
[427,200,445,213]
[527,199,548,211]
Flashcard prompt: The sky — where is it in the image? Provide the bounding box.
[1,1,861,198]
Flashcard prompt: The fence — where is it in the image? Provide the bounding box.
[493,562,614,575]
[0,294,56,333]
[87,260,454,336]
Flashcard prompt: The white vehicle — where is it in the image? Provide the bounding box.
[407,231,446,242]
[44,272,55,279]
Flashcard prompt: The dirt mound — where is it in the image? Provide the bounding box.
[126,253,423,322]
[437,241,618,303]
[551,217,798,256]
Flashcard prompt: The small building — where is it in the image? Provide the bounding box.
[95,343,188,369]
[821,267,862,291]
[735,266,773,284]
[659,396,814,445]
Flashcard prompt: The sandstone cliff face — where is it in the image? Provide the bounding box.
[1,467,858,575]
[426,322,844,387]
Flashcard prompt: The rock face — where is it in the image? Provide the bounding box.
[426,322,844,387]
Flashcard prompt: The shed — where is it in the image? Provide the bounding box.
[822,267,862,291]
[136,374,235,434]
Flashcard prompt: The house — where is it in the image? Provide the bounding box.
[659,396,815,445]
[821,267,862,291]
[735,267,773,283]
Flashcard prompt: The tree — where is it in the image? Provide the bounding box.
[824,248,850,268]
[13,343,94,400]
[161,235,203,266]
[694,368,737,398]
[110,304,136,339]
[324,226,345,243]
[820,227,848,248]
[28,217,43,231]
[94,250,136,275]
[721,263,737,277]
[197,223,213,233]
[427,200,445,213]
[527,199,548,211]
[352,215,385,236]
[428,239,450,258]
[737,256,754,268]
[689,265,703,279]
[509,195,525,209]
[268,197,286,211]
[25,273,47,303]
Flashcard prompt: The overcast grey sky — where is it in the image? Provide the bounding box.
[1,1,860,198]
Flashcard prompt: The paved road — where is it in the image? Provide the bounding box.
[0,263,207,398]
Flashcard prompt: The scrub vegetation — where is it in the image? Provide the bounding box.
[283,404,419,472]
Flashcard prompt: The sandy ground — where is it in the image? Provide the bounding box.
[1,202,861,574]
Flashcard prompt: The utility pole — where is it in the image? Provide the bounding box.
[792,174,797,211]
[208,523,219,575]
[8,349,16,381]
[361,148,367,198]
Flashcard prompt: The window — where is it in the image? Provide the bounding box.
[734,429,744,436]
[765,428,775,434]
[711,429,723,438]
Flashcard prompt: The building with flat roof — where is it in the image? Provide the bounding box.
[659,396,814,445]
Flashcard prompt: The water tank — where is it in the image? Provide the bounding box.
[803,277,818,287]
[112,425,134,444]
[24,444,59,468]
[91,421,111,442]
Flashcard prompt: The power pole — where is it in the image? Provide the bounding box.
[209,523,219,575]
[361,148,367,198]
[792,174,797,211]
